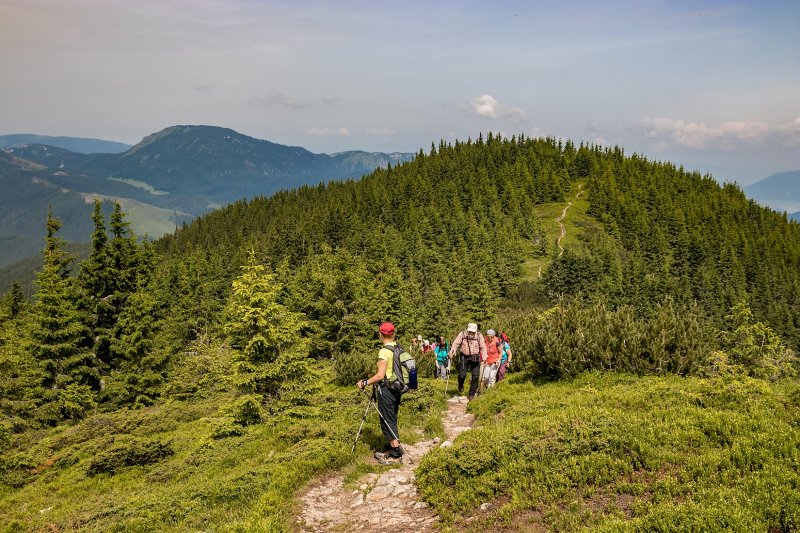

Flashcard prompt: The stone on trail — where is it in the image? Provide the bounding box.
[350,493,365,508]
[296,386,477,532]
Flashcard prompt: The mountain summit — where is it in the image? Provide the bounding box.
[68,125,414,208]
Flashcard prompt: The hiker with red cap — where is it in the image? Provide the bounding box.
[357,322,405,462]
[449,322,486,401]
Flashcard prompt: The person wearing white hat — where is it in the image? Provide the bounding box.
[449,322,486,400]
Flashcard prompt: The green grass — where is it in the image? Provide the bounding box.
[6,350,797,532]
[521,181,598,282]
[0,354,447,532]
[79,193,188,238]
[416,371,800,532]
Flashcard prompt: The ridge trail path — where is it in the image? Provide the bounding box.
[539,184,584,278]
[296,395,475,532]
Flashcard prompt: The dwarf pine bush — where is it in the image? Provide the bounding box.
[507,298,712,378]
[416,372,800,532]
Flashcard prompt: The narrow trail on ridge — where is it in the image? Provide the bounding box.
[295,395,475,532]
[539,184,584,278]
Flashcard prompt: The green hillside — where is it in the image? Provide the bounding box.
[1,134,798,531]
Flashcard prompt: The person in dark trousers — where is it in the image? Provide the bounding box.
[357,321,404,463]
[449,322,487,401]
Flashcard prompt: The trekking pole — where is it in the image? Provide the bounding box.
[360,386,412,463]
[351,387,374,453]
[444,359,451,398]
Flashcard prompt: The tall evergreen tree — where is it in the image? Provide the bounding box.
[29,208,98,422]
[223,250,315,409]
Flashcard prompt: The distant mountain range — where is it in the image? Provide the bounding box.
[0,125,415,274]
[744,170,800,219]
[0,134,132,154]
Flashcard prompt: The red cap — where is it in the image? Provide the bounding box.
[379,322,395,335]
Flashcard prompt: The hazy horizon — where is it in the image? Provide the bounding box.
[2,0,798,185]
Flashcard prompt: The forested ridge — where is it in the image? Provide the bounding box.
[1,133,799,531]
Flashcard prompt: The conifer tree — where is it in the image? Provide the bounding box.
[29,208,98,422]
[103,282,167,407]
[224,250,315,410]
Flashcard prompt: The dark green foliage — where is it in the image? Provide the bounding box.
[86,437,174,476]
[158,134,566,331]
[77,201,154,371]
[584,156,800,348]
[27,209,99,423]
[509,298,713,377]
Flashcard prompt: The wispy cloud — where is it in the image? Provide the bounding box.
[364,127,394,136]
[306,127,350,136]
[641,116,800,150]
[251,90,308,110]
[586,121,608,146]
[469,94,528,123]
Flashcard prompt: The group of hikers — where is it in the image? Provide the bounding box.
[356,321,513,464]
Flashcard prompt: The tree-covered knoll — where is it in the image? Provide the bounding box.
[1,132,799,531]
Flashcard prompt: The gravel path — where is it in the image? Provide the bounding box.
[295,395,475,532]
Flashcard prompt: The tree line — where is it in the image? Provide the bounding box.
[1,133,798,433]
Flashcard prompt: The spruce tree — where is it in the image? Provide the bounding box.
[224,250,315,410]
[29,208,98,423]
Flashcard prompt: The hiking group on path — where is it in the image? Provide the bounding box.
[356,321,512,465]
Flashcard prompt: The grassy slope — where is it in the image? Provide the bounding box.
[521,181,597,282]
[0,345,447,532]
[416,372,800,532]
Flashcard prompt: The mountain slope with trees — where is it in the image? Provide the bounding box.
[0,126,414,273]
[1,133,798,531]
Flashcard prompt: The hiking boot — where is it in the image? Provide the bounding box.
[373,451,398,465]
[386,446,404,458]
[468,394,475,402]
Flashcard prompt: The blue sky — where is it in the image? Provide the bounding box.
[1,0,798,184]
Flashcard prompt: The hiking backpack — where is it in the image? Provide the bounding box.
[383,344,417,394]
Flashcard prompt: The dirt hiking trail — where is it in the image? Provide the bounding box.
[538,183,585,278]
[296,395,475,532]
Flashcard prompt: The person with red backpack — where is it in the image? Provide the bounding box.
[481,329,504,388]
[449,323,486,401]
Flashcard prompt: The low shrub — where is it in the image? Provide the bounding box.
[416,372,800,532]
[86,437,174,476]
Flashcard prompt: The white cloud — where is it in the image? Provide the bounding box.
[641,116,800,150]
[306,127,350,136]
[364,127,394,136]
[468,94,528,123]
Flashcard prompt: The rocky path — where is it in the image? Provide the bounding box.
[295,395,475,532]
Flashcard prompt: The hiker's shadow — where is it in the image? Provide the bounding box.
[359,427,386,452]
